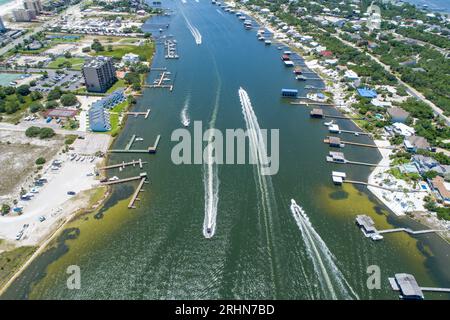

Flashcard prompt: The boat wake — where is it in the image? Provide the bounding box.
[203,85,221,239]
[182,12,202,45]
[180,95,191,127]
[238,87,277,290]
[289,199,359,300]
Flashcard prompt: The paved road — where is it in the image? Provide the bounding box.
[0,121,86,136]
[335,31,450,126]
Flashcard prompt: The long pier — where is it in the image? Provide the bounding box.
[291,101,335,107]
[126,109,151,119]
[338,129,371,136]
[99,159,146,170]
[378,228,445,235]
[128,176,148,209]
[343,180,425,193]
[324,114,365,120]
[100,173,147,185]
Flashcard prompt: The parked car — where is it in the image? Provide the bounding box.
[67,191,76,195]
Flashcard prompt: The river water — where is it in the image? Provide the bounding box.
[2,0,449,299]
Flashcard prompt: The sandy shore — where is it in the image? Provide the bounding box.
[0,0,22,20]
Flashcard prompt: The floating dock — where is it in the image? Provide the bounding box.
[99,159,146,170]
[126,109,151,119]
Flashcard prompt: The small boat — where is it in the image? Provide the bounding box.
[277,46,283,50]
[293,66,302,74]
[264,40,271,45]
[296,75,307,81]
[258,36,265,41]
[371,234,384,241]
[135,137,144,141]
[323,120,334,126]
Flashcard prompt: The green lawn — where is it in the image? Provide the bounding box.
[47,57,85,70]
[92,42,155,62]
[106,79,126,94]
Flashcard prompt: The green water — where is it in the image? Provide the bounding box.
[2,1,449,299]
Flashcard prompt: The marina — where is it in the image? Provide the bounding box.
[109,134,161,154]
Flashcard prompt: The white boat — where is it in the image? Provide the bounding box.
[264,40,272,45]
[323,120,334,126]
[135,137,144,141]
[371,234,384,241]
[109,176,119,181]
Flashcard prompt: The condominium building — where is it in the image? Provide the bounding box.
[89,104,111,132]
[23,0,43,14]
[82,56,117,93]
[0,17,6,32]
[12,9,36,22]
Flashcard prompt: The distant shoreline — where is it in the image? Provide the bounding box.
[0,0,22,20]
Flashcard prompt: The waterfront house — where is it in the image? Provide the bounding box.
[392,122,415,137]
[430,176,450,205]
[404,135,430,153]
[121,53,140,65]
[413,155,439,173]
[357,87,377,99]
[387,107,410,123]
[371,98,392,108]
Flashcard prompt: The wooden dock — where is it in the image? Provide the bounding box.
[343,180,425,193]
[100,173,147,185]
[109,135,161,154]
[125,134,137,150]
[128,176,148,209]
[323,114,365,120]
[338,129,371,136]
[291,101,335,107]
[99,159,146,170]
[324,138,393,149]
[378,228,446,235]
[126,109,151,119]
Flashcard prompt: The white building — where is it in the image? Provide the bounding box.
[121,53,140,65]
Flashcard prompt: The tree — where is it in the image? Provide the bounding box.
[45,100,59,109]
[60,93,78,106]
[38,127,55,139]
[422,170,438,180]
[5,99,19,114]
[25,126,41,137]
[30,90,42,101]
[91,39,104,52]
[35,157,46,165]
[1,204,10,215]
[47,87,62,101]
[64,51,72,59]
[16,84,30,96]
[29,101,43,113]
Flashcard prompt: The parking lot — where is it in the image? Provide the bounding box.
[28,68,83,92]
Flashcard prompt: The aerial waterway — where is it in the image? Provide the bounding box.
[2,0,449,299]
